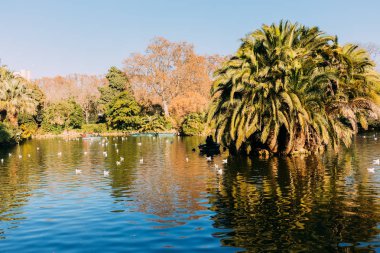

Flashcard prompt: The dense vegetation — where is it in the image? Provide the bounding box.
[209,21,380,156]
[1,25,380,152]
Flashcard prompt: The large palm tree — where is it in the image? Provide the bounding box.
[208,21,380,156]
[0,78,37,126]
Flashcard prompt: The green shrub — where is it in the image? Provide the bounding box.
[140,115,172,132]
[18,113,39,138]
[81,123,107,133]
[106,91,142,131]
[41,100,84,133]
[180,113,206,136]
[0,122,19,145]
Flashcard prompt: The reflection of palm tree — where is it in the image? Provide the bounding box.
[209,146,380,251]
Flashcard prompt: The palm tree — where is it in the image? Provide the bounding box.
[208,21,380,156]
[0,78,37,126]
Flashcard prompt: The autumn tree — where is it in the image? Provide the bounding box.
[124,37,224,119]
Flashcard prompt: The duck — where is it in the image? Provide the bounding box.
[103,170,109,176]
[222,159,228,164]
[373,159,380,165]
[75,169,82,174]
[368,168,375,173]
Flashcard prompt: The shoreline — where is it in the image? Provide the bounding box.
[31,130,179,139]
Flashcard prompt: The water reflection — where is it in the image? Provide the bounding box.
[0,134,379,252]
[210,135,380,252]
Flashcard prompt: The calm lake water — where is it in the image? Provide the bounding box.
[0,134,379,252]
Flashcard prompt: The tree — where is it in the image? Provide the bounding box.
[208,21,380,156]
[124,37,219,118]
[106,91,142,130]
[37,74,105,123]
[98,67,130,114]
[41,100,84,132]
[0,73,37,127]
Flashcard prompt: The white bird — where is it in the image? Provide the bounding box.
[103,170,109,176]
[19,155,22,159]
[58,152,62,156]
[84,151,88,155]
[75,169,82,174]
[27,154,31,158]
[115,144,117,146]
[374,159,380,165]
[1,159,4,163]
[116,149,119,153]
[116,161,121,166]
[137,142,142,146]
[217,168,223,175]
[37,147,40,151]
[375,137,378,141]
[186,157,189,162]
[120,157,124,162]
[8,153,12,157]
[206,156,212,161]
[140,158,144,164]
[368,168,375,173]
[214,164,219,169]
[222,159,228,164]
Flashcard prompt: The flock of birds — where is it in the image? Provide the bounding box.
[0,136,227,177]
[368,159,380,173]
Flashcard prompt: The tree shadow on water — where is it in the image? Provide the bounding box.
[209,149,380,252]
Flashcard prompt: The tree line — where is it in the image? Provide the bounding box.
[0,37,224,144]
[1,21,380,156]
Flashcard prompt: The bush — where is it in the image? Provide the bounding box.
[18,113,39,138]
[180,113,206,136]
[106,91,142,131]
[140,115,172,132]
[41,100,84,133]
[0,122,19,145]
[81,123,107,133]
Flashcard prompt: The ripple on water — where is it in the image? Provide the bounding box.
[0,135,379,252]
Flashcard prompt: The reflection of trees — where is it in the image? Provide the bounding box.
[0,146,33,239]
[130,136,211,222]
[210,139,380,252]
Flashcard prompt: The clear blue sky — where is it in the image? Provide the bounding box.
[0,0,379,78]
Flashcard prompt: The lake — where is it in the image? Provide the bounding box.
[0,134,379,252]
